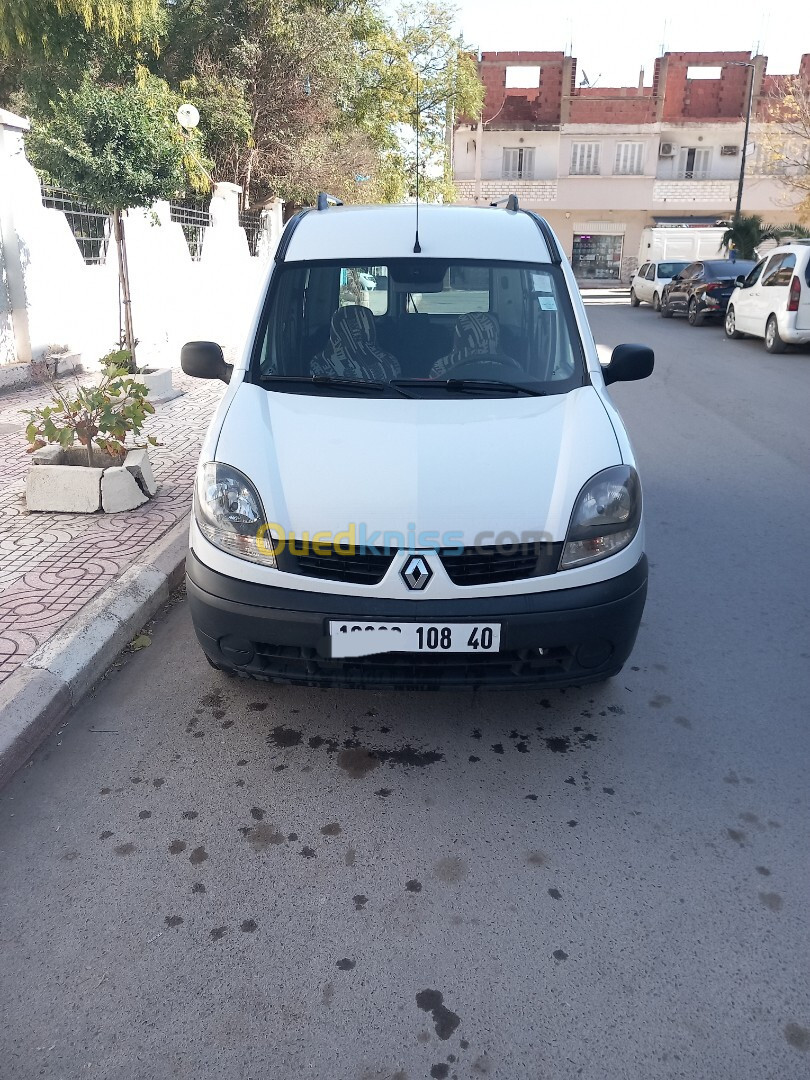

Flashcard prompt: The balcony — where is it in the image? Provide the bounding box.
[454,179,558,204]
[652,180,737,204]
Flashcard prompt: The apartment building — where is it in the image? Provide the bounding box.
[453,50,810,281]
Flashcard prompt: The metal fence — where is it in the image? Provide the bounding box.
[169,199,211,261]
[238,208,264,257]
[41,187,111,265]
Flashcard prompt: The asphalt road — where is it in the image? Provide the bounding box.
[2,296,809,1080]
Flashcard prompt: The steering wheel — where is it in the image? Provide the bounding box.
[441,354,524,380]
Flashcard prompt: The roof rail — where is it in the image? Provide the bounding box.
[317,192,344,211]
[521,210,562,265]
[489,194,520,212]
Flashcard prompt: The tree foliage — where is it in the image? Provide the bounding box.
[25,76,207,210]
[0,0,159,56]
[4,0,483,207]
[720,214,810,260]
[761,76,810,222]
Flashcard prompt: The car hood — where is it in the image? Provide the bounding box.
[214,383,622,544]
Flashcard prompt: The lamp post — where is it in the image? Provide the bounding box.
[728,61,756,224]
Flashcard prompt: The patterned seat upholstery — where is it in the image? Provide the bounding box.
[429,312,507,378]
[312,305,401,381]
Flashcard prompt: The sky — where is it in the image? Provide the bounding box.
[448,2,810,86]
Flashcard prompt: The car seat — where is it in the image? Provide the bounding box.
[312,305,401,381]
[429,312,516,378]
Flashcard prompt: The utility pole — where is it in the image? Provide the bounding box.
[734,62,756,223]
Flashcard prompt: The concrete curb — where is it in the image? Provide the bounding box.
[0,516,189,790]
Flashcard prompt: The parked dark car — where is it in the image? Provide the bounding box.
[660,259,757,326]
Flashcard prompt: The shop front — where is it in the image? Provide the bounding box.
[571,231,624,280]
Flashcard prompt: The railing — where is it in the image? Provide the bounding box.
[41,187,111,265]
[169,199,211,261]
[239,208,264,257]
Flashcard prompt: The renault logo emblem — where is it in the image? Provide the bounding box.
[400,554,433,591]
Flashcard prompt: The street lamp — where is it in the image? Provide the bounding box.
[726,62,756,223]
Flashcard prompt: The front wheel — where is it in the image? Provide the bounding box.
[660,297,673,318]
[725,306,744,339]
[652,292,661,312]
[687,298,705,327]
[765,315,787,354]
[629,288,640,308]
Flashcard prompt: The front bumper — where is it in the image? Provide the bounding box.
[186,550,648,689]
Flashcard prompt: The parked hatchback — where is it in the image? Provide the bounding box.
[725,242,810,352]
[630,260,689,311]
[660,258,756,325]
[181,201,653,689]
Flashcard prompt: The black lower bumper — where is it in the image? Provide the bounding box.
[186,550,648,689]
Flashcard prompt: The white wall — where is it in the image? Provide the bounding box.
[0,113,282,369]
[453,127,561,182]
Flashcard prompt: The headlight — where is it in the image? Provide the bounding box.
[560,465,641,570]
[194,462,276,566]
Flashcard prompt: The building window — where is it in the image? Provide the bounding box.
[570,143,601,176]
[614,142,644,175]
[502,147,535,180]
[678,147,711,180]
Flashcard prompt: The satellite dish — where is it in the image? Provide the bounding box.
[177,104,200,131]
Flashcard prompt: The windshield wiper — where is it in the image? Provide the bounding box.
[260,375,414,397]
[392,378,547,397]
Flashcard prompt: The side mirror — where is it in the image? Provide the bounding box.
[735,275,746,288]
[603,344,654,386]
[181,341,233,383]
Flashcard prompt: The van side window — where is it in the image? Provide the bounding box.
[762,253,796,287]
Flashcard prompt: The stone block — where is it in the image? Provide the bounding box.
[26,464,102,513]
[31,444,65,465]
[101,466,149,513]
[124,448,158,496]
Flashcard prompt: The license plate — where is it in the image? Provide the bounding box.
[329,621,501,658]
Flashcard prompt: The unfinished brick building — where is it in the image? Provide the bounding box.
[453,50,809,280]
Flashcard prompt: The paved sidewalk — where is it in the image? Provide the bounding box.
[0,371,222,685]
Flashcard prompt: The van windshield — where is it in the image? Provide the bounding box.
[251,259,586,397]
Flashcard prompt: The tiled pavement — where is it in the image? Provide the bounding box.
[0,372,223,684]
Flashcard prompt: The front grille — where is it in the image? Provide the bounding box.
[249,641,576,688]
[282,546,393,585]
[281,543,563,587]
[440,543,562,586]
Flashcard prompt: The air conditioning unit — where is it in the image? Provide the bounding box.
[659,142,676,157]
[720,145,740,156]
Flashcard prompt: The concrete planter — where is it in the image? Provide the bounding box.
[26,447,159,514]
[139,367,180,404]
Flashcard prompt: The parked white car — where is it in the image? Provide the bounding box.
[181,201,653,689]
[725,242,810,352]
[630,260,690,311]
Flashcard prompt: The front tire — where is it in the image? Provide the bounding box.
[765,315,787,354]
[725,306,744,339]
[629,288,640,308]
[652,292,661,312]
[660,297,673,318]
[687,298,705,327]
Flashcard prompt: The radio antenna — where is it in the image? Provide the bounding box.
[413,71,421,254]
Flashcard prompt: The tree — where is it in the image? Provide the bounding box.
[719,214,810,261]
[395,2,483,202]
[26,76,208,367]
[761,76,810,223]
[154,0,482,207]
